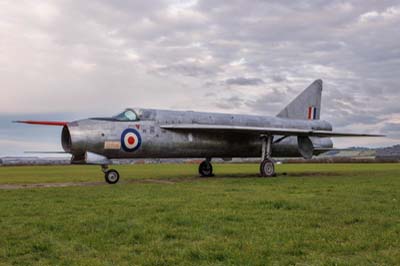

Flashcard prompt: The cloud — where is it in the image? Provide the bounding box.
[225,77,264,86]
[382,123,400,138]
[358,6,400,23]
[0,0,399,151]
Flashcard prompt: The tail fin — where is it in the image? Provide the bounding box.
[277,79,322,120]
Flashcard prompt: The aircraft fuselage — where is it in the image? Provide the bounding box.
[62,108,334,160]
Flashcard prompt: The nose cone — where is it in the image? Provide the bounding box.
[61,120,89,155]
[61,125,72,152]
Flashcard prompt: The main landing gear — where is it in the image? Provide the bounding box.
[102,165,120,184]
[260,135,276,177]
[199,158,214,177]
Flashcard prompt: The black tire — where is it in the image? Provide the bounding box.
[199,161,213,177]
[105,169,120,184]
[260,159,275,177]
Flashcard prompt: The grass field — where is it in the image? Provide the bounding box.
[0,163,399,265]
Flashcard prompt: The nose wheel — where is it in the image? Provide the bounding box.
[102,165,120,184]
[199,159,213,177]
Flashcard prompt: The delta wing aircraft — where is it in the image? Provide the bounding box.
[16,80,383,184]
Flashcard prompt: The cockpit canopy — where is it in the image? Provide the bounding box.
[113,109,140,121]
[90,108,155,122]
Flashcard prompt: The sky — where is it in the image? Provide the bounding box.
[0,0,399,156]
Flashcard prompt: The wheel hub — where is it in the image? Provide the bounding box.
[108,172,118,182]
[264,163,274,175]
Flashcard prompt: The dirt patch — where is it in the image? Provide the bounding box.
[284,171,346,177]
[0,178,198,190]
[0,181,105,190]
[0,172,345,190]
[133,179,180,185]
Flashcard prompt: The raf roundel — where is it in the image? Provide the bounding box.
[121,128,142,152]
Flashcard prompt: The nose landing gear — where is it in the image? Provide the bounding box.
[102,165,120,184]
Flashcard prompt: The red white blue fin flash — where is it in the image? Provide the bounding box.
[308,106,317,120]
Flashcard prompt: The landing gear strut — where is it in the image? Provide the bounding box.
[102,165,120,184]
[260,135,276,177]
[199,158,213,177]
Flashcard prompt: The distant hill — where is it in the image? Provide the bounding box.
[0,156,70,166]
[376,145,400,158]
[321,144,400,158]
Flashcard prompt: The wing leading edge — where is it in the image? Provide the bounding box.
[160,124,384,138]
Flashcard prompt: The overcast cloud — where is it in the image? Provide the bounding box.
[0,0,399,155]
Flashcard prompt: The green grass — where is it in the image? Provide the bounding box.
[0,163,399,265]
[0,163,399,184]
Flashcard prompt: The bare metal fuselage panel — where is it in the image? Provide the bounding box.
[62,108,334,159]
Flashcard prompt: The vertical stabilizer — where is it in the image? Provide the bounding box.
[277,79,322,120]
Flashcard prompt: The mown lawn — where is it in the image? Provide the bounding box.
[0,163,399,184]
[0,163,399,265]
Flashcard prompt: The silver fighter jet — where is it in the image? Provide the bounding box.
[16,80,383,184]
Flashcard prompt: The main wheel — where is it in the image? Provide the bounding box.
[260,159,275,177]
[199,161,213,177]
[105,169,120,184]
